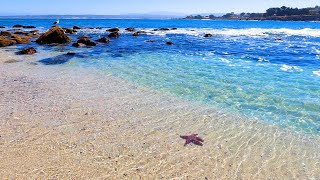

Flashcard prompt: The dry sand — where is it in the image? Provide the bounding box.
[0,48,319,179]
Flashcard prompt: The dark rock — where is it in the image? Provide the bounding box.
[96,27,102,29]
[36,26,71,45]
[72,42,86,47]
[0,31,12,36]
[73,29,78,33]
[73,26,81,30]
[14,31,28,35]
[132,32,139,37]
[29,30,39,34]
[107,28,120,32]
[166,41,174,45]
[18,47,36,55]
[0,26,5,28]
[13,24,23,28]
[67,52,76,55]
[77,39,96,46]
[125,27,135,32]
[65,28,73,34]
[108,32,119,38]
[23,26,36,29]
[96,37,110,43]
[204,34,213,37]
[0,36,16,47]
[159,28,170,31]
[171,28,177,30]
[146,40,155,42]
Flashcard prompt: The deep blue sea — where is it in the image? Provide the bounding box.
[1,19,320,134]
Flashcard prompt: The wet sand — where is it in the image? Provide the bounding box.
[0,48,319,179]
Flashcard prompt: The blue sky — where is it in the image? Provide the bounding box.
[1,0,319,15]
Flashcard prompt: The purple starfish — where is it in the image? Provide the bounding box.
[180,134,204,146]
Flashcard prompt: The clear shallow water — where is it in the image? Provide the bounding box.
[1,19,319,134]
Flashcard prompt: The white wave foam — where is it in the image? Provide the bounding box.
[76,27,320,38]
[313,70,320,77]
[280,65,303,72]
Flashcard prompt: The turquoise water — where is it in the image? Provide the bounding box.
[1,19,319,134]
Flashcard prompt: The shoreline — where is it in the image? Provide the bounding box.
[0,48,320,179]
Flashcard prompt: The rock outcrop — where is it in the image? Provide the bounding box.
[11,35,30,44]
[0,36,16,47]
[0,31,12,36]
[36,26,71,45]
[204,34,213,37]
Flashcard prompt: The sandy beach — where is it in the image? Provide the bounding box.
[0,48,320,179]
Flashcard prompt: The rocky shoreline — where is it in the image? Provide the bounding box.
[0,25,183,58]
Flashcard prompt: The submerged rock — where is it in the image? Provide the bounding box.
[36,26,71,45]
[96,37,110,43]
[0,36,16,47]
[0,26,5,28]
[108,32,119,38]
[166,41,174,45]
[18,47,36,55]
[39,54,75,65]
[204,34,213,37]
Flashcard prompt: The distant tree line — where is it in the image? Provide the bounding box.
[265,6,318,16]
[185,6,320,20]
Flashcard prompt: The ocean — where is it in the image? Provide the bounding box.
[1,19,319,135]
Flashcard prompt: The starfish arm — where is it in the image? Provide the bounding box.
[180,135,189,139]
[195,136,204,142]
[192,140,203,146]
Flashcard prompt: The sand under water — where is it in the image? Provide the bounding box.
[0,48,319,179]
